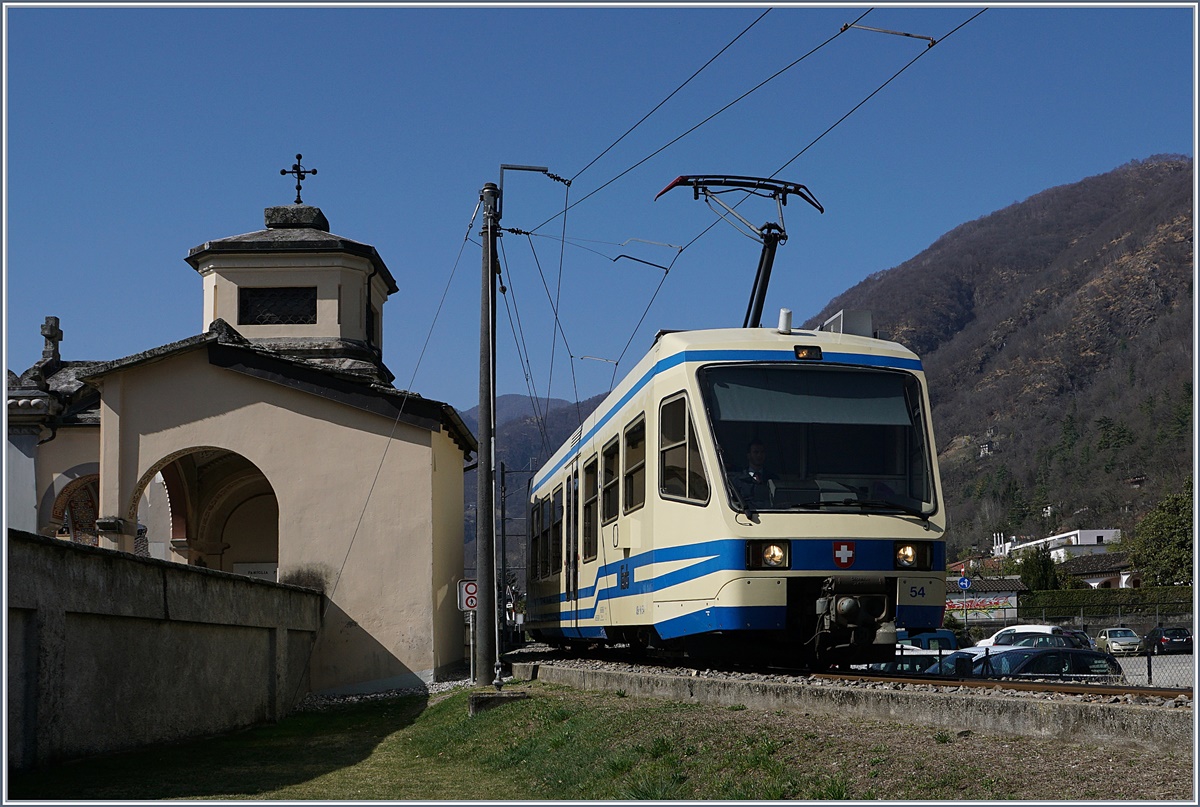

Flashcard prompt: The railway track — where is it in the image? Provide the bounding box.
[813,668,1190,699]
[504,642,1192,702]
[505,641,1192,753]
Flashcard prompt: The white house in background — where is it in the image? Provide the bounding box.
[1058,552,1142,589]
[992,529,1121,563]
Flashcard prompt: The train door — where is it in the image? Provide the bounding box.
[565,460,580,630]
[599,436,621,626]
[581,454,600,626]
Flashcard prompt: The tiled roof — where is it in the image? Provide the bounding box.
[13,319,477,457]
[1058,551,1133,576]
[943,576,1028,594]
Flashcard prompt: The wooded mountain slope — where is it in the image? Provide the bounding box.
[469,156,1193,569]
[805,156,1193,558]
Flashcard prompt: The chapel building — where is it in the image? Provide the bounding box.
[7,198,476,694]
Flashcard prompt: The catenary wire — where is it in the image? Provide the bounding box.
[772,8,988,177]
[606,247,687,391]
[516,8,870,402]
[528,8,873,235]
[555,185,585,426]
[497,237,554,457]
[603,9,986,386]
[514,9,870,414]
[569,8,772,184]
[517,230,584,415]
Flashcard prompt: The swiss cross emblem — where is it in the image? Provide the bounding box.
[833,541,856,569]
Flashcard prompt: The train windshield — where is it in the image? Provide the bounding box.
[697,364,936,516]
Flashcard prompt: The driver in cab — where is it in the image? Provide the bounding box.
[732,439,778,506]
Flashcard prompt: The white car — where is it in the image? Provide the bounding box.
[976,624,1063,647]
[1096,627,1142,655]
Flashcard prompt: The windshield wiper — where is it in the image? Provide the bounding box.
[728,480,757,518]
[786,498,930,520]
[853,498,931,520]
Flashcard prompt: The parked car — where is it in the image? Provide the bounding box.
[1011,633,1074,648]
[976,624,1063,647]
[926,646,1125,683]
[1139,626,1193,655]
[868,646,945,674]
[896,628,959,652]
[1096,627,1142,655]
[1060,628,1096,649]
[923,645,1020,676]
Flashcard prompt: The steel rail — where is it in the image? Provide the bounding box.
[814,669,1191,700]
[505,644,1191,700]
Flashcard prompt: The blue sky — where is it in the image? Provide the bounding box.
[4,3,1195,414]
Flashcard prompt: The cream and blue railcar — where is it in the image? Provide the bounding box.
[525,319,946,667]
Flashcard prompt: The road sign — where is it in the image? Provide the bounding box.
[458,579,478,611]
[958,576,972,590]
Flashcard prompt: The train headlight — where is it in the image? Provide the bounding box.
[893,541,932,570]
[747,541,790,570]
[762,543,787,568]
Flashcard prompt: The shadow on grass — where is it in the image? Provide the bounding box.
[7,693,429,800]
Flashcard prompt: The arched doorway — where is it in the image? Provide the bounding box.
[133,447,279,578]
[50,475,100,547]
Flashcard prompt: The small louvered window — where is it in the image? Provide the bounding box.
[238,287,317,325]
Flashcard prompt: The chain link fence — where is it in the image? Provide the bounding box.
[949,602,1194,690]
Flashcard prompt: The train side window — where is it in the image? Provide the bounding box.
[539,496,552,579]
[551,485,564,575]
[582,456,599,561]
[623,417,647,514]
[567,468,579,568]
[659,395,710,503]
[530,496,542,580]
[601,438,620,524]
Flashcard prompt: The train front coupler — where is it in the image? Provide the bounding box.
[814,575,897,665]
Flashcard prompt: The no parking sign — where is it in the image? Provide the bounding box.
[458,579,478,611]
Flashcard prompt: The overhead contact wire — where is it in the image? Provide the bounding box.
[530,8,865,235]
[553,183,585,426]
[569,8,771,184]
[521,231,583,407]
[773,8,987,177]
[498,238,553,456]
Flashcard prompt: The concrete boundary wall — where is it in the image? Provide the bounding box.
[7,530,322,770]
[510,662,1193,755]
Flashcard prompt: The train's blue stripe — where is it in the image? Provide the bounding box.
[655,605,787,639]
[529,537,946,625]
[531,347,923,493]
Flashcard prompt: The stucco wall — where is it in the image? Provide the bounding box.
[7,529,321,770]
[431,428,467,674]
[34,425,100,533]
[199,255,385,343]
[93,347,462,694]
[6,430,39,533]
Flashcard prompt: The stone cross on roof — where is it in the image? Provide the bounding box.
[280,153,317,204]
[40,316,62,363]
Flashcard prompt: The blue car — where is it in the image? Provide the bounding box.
[897,628,959,652]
